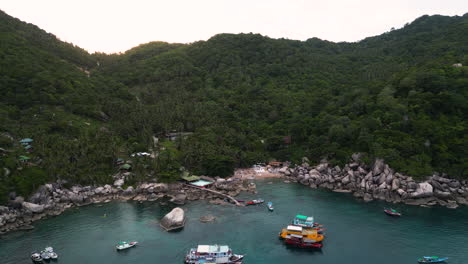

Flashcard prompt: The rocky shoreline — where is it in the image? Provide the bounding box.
[2,157,467,235]
[280,156,468,209]
[0,175,253,236]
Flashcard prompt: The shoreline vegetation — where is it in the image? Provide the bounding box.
[1,157,467,236]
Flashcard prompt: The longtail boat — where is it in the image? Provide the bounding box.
[384,208,402,217]
[417,256,448,263]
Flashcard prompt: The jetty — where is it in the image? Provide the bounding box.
[183,184,244,206]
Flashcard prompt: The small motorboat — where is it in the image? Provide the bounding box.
[417,256,449,263]
[116,241,138,251]
[267,202,274,211]
[384,208,402,216]
[44,247,58,260]
[31,252,43,263]
[40,250,50,261]
[245,199,264,206]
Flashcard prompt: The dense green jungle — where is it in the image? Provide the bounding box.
[0,10,467,204]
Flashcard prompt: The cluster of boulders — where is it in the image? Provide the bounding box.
[280,156,468,209]
[0,175,252,235]
[0,182,131,235]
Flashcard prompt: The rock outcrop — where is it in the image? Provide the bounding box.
[279,156,468,209]
[0,173,248,235]
[170,193,187,205]
[200,215,216,223]
[160,207,186,231]
[21,202,45,213]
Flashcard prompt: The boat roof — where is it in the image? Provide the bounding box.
[190,180,213,187]
[287,225,302,231]
[197,245,230,253]
[295,215,313,221]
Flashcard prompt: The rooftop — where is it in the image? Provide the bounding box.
[19,155,31,160]
[287,225,303,231]
[190,180,213,187]
[182,175,200,182]
[295,215,314,222]
[120,164,131,170]
[197,245,230,253]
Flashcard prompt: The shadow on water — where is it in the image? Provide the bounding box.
[284,245,324,255]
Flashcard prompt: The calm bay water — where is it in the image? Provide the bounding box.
[1,179,467,264]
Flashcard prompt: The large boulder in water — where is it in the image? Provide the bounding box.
[160,207,186,231]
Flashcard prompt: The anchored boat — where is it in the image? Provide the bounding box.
[293,214,315,227]
[116,241,138,251]
[279,225,324,242]
[31,252,43,263]
[384,208,402,217]
[44,247,58,260]
[285,234,323,248]
[290,214,324,233]
[417,256,449,263]
[267,202,274,211]
[245,199,264,206]
[185,245,244,264]
[40,250,50,261]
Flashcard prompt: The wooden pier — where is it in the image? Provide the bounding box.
[183,184,244,206]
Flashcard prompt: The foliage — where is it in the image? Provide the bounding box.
[0,10,467,203]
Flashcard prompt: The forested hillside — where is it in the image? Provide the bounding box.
[0,10,467,204]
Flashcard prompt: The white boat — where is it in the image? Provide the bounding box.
[44,247,58,260]
[267,202,274,211]
[40,250,50,260]
[116,241,138,251]
[185,245,244,264]
[245,198,264,206]
[31,252,43,263]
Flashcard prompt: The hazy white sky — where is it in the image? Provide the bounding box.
[2,0,467,53]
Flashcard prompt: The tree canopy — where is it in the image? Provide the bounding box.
[0,10,467,203]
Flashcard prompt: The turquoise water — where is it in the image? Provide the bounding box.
[1,179,467,264]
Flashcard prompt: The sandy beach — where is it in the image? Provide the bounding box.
[233,167,283,180]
